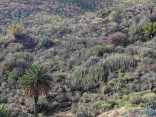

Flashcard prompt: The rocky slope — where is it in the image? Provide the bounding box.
[0,0,156,117]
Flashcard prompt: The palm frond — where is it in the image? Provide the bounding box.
[21,64,54,97]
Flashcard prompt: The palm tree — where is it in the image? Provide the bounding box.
[21,64,54,117]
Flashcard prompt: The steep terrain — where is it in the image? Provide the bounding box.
[0,0,156,117]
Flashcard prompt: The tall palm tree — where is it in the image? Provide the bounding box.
[21,64,54,117]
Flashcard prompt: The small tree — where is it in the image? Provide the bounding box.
[21,64,54,117]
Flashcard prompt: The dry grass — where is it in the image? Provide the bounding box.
[97,107,148,117]
[50,112,76,117]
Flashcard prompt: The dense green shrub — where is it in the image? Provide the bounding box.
[141,92,156,102]
[8,24,24,38]
[8,73,17,82]
[41,38,54,49]
[22,52,33,63]
[69,53,136,91]
[100,54,136,72]
[100,85,111,94]
[69,66,106,91]
[110,25,120,33]
[128,15,149,40]
[143,22,156,37]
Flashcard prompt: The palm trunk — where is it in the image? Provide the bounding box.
[34,96,38,117]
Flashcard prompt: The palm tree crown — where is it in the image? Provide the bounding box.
[21,64,54,97]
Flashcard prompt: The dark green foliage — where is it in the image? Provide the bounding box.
[112,25,120,32]
[41,39,54,49]
[21,64,54,97]
[135,28,143,37]
[18,68,25,77]
[0,105,10,117]
[143,22,156,37]
[8,74,17,82]
[13,10,22,19]
[22,53,33,63]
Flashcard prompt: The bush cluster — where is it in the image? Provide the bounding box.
[106,32,128,46]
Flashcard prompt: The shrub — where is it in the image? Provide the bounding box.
[100,54,136,72]
[69,66,106,91]
[149,64,156,72]
[141,92,156,101]
[100,103,112,111]
[8,24,24,38]
[106,32,128,46]
[8,73,17,82]
[110,25,120,32]
[83,57,99,68]
[85,44,115,58]
[100,85,111,94]
[85,44,105,58]
[72,106,93,117]
[128,15,149,41]
[143,22,156,37]
[41,38,54,49]
[69,54,136,91]
[22,53,33,63]
[2,64,13,80]
[108,11,117,21]
[151,9,156,21]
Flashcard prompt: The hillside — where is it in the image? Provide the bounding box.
[0,0,156,117]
